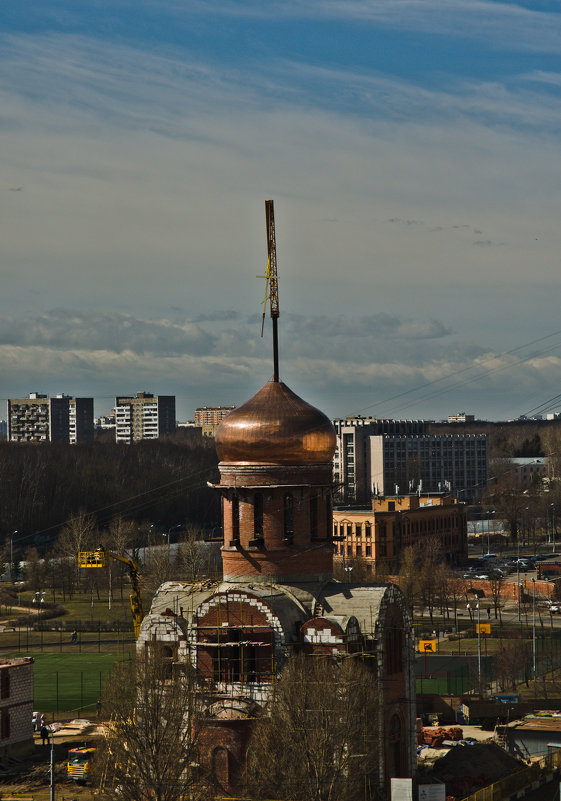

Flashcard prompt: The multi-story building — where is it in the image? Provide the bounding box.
[114,393,176,443]
[370,434,488,503]
[7,394,93,443]
[333,417,427,503]
[0,657,34,760]
[195,406,236,437]
[333,493,467,572]
[334,417,488,504]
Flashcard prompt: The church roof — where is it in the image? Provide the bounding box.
[215,380,336,464]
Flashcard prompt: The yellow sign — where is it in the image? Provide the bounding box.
[419,639,437,653]
[477,623,491,634]
[78,551,106,568]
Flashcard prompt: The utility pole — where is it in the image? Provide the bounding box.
[477,601,482,695]
[532,578,536,683]
[49,728,55,801]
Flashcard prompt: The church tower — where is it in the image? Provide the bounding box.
[215,380,336,584]
[137,201,416,796]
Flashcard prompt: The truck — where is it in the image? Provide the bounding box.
[67,746,96,783]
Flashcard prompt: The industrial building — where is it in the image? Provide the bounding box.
[114,392,175,443]
[7,394,94,443]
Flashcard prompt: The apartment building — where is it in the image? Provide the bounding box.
[195,406,236,437]
[333,494,467,572]
[115,392,176,443]
[7,394,93,443]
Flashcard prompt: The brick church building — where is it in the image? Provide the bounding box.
[138,375,416,797]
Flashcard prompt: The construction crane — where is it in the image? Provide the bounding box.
[259,199,280,382]
[78,549,144,639]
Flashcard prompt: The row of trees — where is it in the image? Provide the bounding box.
[0,431,219,552]
[16,511,220,607]
[99,651,380,801]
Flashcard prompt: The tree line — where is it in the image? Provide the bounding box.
[0,429,220,556]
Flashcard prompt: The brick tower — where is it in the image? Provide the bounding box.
[214,379,336,584]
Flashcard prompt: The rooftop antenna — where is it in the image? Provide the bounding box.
[259,199,280,382]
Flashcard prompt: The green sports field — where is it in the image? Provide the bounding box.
[9,652,131,716]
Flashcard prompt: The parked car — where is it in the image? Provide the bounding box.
[550,605,561,614]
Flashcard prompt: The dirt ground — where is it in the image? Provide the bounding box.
[0,731,103,801]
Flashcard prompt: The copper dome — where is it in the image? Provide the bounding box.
[215,381,336,464]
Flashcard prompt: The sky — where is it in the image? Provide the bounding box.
[3,0,561,423]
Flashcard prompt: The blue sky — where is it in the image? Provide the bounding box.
[3,0,561,422]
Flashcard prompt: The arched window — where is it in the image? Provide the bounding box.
[212,746,230,787]
[388,714,404,777]
[231,496,239,541]
[254,492,264,538]
[284,493,294,539]
[310,495,318,539]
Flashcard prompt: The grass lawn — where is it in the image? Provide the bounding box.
[9,652,131,716]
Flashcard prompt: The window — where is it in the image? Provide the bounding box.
[254,493,264,538]
[231,496,239,541]
[1,710,9,740]
[310,495,318,539]
[355,523,362,537]
[0,670,9,700]
[388,501,395,511]
[284,494,294,539]
[365,523,371,538]
[365,545,371,557]
[356,545,362,557]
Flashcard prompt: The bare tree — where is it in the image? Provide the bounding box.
[397,546,419,616]
[176,526,215,582]
[246,654,379,801]
[55,509,97,580]
[98,648,209,801]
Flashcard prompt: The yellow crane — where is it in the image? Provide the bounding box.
[79,549,144,639]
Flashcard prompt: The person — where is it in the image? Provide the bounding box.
[71,630,77,645]
[40,724,49,745]
[487,607,491,619]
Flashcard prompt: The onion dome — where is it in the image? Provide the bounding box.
[215,381,336,464]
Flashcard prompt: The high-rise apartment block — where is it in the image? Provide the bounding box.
[195,405,235,437]
[114,393,176,443]
[7,394,93,443]
[333,417,488,504]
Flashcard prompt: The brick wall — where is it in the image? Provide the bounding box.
[0,658,34,758]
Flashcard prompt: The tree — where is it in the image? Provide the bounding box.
[397,547,419,615]
[246,654,379,801]
[98,648,209,801]
[55,509,97,580]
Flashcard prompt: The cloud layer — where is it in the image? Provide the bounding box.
[2,3,561,422]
